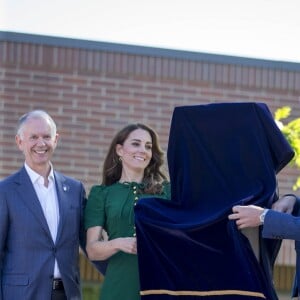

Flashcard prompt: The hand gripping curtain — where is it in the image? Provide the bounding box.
[135,102,294,300]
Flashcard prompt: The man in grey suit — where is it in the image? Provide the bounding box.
[229,194,300,299]
[0,110,86,300]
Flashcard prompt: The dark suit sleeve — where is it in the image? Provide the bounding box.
[78,183,107,275]
[263,210,300,240]
[0,186,9,300]
[292,196,300,216]
[263,197,300,298]
[79,182,87,252]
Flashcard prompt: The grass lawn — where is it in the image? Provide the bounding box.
[82,282,101,300]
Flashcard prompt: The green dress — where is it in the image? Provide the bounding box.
[84,181,171,300]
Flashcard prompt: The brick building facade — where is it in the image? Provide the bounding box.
[1,31,300,291]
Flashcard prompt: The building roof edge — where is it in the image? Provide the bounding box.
[1,31,300,71]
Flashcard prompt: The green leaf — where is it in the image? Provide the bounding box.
[275,106,300,190]
[274,106,291,121]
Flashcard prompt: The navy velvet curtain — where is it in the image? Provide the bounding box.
[135,102,294,299]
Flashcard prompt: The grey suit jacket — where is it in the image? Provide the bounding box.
[263,209,300,241]
[0,166,86,300]
[263,204,300,297]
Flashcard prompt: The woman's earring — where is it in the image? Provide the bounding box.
[119,156,122,162]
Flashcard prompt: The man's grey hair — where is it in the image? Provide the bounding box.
[16,110,57,139]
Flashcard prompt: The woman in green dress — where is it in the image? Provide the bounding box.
[84,123,170,300]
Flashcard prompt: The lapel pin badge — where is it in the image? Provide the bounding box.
[63,184,69,192]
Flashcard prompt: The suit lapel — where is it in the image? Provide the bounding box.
[16,167,53,240]
[54,171,70,244]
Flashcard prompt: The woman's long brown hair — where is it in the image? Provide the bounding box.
[102,123,168,194]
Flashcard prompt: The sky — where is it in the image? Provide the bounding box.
[1,0,300,63]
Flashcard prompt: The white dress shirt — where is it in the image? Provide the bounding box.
[25,163,61,278]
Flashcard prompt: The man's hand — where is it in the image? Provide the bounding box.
[272,195,296,213]
[228,205,264,229]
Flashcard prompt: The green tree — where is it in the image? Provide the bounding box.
[275,106,300,190]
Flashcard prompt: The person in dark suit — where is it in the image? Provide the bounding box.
[229,194,300,299]
[0,110,86,300]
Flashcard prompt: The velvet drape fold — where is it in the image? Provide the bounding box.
[135,102,294,299]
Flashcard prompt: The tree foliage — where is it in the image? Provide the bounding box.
[274,106,300,190]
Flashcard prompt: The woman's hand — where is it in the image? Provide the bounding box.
[86,226,138,260]
[113,237,137,255]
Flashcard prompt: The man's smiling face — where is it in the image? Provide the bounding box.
[16,117,58,174]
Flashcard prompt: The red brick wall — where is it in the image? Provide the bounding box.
[1,32,299,195]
